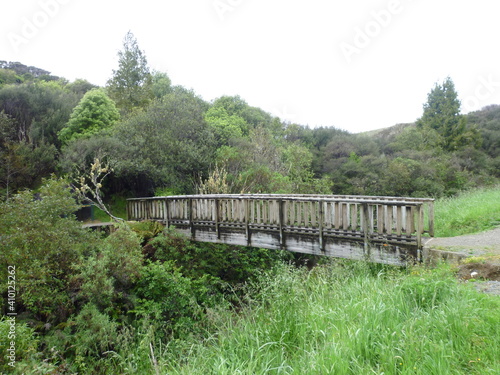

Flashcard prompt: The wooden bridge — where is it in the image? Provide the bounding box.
[127,194,434,266]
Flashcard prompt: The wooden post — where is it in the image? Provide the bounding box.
[279,199,284,248]
[164,199,170,227]
[318,200,324,252]
[245,199,251,246]
[362,203,370,255]
[189,198,194,239]
[416,204,423,261]
[215,198,220,239]
[428,201,435,237]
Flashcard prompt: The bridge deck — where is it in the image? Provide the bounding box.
[127,194,434,266]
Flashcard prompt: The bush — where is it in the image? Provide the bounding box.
[0,178,96,322]
[0,317,38,372]
[150,227,288,284]
[133,261,215,335]
[76,225,144,316]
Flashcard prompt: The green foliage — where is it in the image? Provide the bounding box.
[0,178,93,322]
[0,317,38,372]
[106,31,153,114]
[129,220,164,243]
[0,68,23,86]
[417,77,481,151]
[58,89,120,144]
[151,71,172,99]
[468,104,500,159]
[0,140,58,199]
[434,186,500,237]
[0,80,79,146]
[205,105,247,145]
[133,261,209,330]
[76,226,143,313]
[159,262,500,375]
[48,303,121,373]
[112,88,215,194]
[151,227,286,283]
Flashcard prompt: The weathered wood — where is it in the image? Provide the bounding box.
[127,194,432,266]
[278,199,284,247]
[318,201,324,251]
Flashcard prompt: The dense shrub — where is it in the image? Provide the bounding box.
[0,178,95,322]
[150,227,289,283]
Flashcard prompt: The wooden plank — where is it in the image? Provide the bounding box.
[334,202,340,229]
[318,201,324,251]
[362,203,370,252]
[396,206,402,236]
[295,201,302,226]
[189,198,194,238]
[386,205,393,234]
[428,201,435,237]
[255,201,262,224]
[289,200,296,226]
[310,201,316,227]
[263,200,268,224]
[230,199,236,222]
[165,199,170,227]
[377,204,384,234]
[416,204,423,250]
[324,202,332,229]
[215,198,220,238]
[342,203,349,230]
[351,203,358,231]
[406,206,413,235]
[278,199,284,247]
[245,199,250,245]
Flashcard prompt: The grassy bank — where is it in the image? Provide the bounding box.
[434,186,500,237]
[116,262,499,375]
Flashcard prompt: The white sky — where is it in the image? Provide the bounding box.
[2,0,500,133]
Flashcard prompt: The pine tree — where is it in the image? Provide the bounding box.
[417,77,481,151]
[106,31,153,114]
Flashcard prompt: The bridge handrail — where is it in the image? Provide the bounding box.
[127,194,434,243]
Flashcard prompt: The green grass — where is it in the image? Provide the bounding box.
[115,262,500,375]
[90,195,128,222]
[434,186,500,237]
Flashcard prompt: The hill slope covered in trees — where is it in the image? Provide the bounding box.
[1,33,499,201]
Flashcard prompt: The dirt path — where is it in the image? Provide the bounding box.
[425,227,500,257]
[425,227,500,295]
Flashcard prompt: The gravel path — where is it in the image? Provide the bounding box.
[425,227,500,295]
[425,227,500,257]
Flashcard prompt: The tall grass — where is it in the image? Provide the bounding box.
[117,261,499,375]
[434,186,500,237]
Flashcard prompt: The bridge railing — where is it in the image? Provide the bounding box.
[127,194,434,249]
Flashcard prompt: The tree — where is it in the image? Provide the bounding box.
[205,105,247,145]
[417,77,481,151]
[58,89,120,144]
[107,31,153,114]
[112,87,215,194]
[0,80,79,147]
[151,71,172,99]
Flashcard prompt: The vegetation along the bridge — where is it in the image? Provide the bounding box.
[1,33,500,373]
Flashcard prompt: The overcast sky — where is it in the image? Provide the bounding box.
[2,0,500,133]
